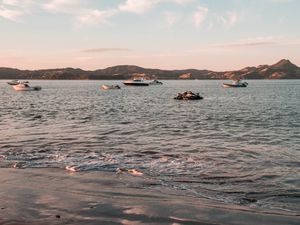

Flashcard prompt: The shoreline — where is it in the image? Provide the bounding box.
[0,168,299,225]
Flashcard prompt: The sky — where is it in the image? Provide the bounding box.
[0,0,300,71]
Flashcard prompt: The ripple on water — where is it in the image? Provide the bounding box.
[0,80,299,214]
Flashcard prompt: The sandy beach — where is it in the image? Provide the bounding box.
[0,168,298,225]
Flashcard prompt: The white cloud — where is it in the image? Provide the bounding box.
[118,0,159,14]
[0,6,24,21]
[193,6,208,27]
[0,0,34,21]
[219,11,239,28]
[174,0,195,4]
[2,0,19,6]
[81,48,130,53]
[211,37,300,49]
[43,0,82,14]
[2,0,33,7]
[77,9,118,25]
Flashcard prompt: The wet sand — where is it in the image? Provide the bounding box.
[0,168,299,225]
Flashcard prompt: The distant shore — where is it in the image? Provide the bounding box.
[1,59,300,80]
[0,168,299,225]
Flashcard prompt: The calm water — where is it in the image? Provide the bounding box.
[0,80,299,214]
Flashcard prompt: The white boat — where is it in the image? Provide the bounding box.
[149,80,163,85]
[223,80,248,88]
[7,80,20,85]
[12,82,41,91]
[101,84,121,90]
[123,79,150,86]
[7,80,29,85]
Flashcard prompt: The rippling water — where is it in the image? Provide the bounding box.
[0,80,299,214]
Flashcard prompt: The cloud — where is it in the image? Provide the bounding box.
[0,6,24,22]
[212,37,300,49]
[43,0,82,13]
[2,0,33,7]
[77,9,117,25]
[174,0,195,4]
[118,0,159,14]
[81,48,130,53]
[218,11,239,28]
[215,41,275,48]
[2,0,21,6]
[193,6,208,27]
[0,0,34,21]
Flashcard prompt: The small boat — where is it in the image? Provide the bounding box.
[174,91,203,100]
[101,84,121,90]
[7,80,29,85]
[12,82,41,91]
[223,80,248,88]
[149,80,163,85]
[123,79,149,86]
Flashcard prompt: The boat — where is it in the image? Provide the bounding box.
[223,80,248,88]
[174,91,203,100]
[7,80,20,85]
[12,82,41,91]
[7,80,29,85]
[149,80,163,85]
[123,79,150,86]
[101,84,121,90]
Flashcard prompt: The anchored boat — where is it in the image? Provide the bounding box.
[12,82,41,91]
[149,80,163,85]
[123,79,150,86]
[101,84,121,90]
[223,80,248,88]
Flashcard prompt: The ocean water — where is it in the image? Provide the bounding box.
[0,80,299,215]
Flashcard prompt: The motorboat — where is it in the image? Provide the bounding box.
[149,80,163,85]
[7,80,29,85]
[101,84,121,90]
[223,80,248,88]
[123,79,150,86]
[174,91,203,100]
[7,80,20,85]
[12,82,41,91]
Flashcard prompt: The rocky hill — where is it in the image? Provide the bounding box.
[224,59,300,79]
[0,59,299,80]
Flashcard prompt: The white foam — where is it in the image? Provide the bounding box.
[65,166,77,172]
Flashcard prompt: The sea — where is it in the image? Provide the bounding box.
[0,79,299,215]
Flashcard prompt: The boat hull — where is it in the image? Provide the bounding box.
[13,86,42,91]
[223,83,247,88]
[101,85,121,90]
[123,81,149,86]
[149,80,163,85]
[123,83,149,86]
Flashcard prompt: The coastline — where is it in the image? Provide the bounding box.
[0,168,299,225]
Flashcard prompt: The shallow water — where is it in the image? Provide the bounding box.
[0,80,299,215]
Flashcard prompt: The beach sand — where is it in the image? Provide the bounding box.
[0,168,298,225]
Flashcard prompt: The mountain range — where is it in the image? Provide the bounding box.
[0,59,299,80]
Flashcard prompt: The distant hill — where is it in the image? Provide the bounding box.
[224,59,300,79]
[0,59,299,80]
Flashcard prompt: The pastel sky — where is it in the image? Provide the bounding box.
[1,0,299,71]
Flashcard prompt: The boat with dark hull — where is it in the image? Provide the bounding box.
[223,80,248,88]
[123,79,150,86]
[149,80,163,85]
[174,91,203,100]
[12,82,41,91]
